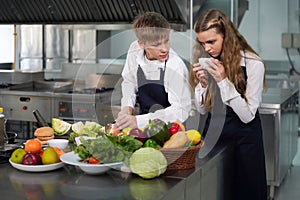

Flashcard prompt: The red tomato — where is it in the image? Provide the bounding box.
[89,157,100,164]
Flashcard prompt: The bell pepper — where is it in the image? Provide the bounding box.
[168,122,180,135]
[144,139,161,148]
[145,119,170,146]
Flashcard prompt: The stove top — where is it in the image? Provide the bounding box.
[67,87,114,94]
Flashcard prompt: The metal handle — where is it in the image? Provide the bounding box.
[32,110,49,127]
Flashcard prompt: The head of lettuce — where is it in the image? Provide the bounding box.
[129,147,167,179]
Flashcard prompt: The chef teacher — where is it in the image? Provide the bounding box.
[190,9,267,200]
[115,11,191,130]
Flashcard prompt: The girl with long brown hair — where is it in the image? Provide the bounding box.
[191,9,267,200]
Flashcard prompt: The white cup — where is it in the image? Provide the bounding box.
[198,58,211,67]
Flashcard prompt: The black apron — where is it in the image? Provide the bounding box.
[202,65,267,200]
[137,61,170,114]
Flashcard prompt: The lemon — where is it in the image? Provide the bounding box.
[42,147,59,165]
[186,130,201,145]
[52,118,71,135]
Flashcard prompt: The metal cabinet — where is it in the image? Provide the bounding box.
[259,88,298,199]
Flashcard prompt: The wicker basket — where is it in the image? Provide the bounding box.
[159,140,204,170]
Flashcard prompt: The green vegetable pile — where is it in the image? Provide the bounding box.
[69,121,105,143]
[74,134,143,164]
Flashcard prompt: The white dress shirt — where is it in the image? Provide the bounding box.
[194,51,265,123]
[121,41,192,128]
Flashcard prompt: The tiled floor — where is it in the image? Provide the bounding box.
[273,138,300,200]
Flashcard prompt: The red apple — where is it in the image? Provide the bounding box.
[22,152,42,165]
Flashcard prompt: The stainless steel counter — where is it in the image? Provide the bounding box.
[261,87,299,109]
[259,87,299,199]
[0,141,234,200]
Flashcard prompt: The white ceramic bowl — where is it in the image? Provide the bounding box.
[60,151,123,175]
[47,139,69,149]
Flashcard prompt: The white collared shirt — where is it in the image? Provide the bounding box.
[194,51,265,123]
[121,41,192,128]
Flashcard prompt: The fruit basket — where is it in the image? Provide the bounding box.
[159,140,204,170]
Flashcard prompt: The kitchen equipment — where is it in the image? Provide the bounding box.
[4,132,17,144]
[33,110,49,127]
[0,74,122,138]
[0,70,44,84]
[259,88,298,198]
[0,0,248,30]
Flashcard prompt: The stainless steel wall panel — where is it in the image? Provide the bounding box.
[19,25,43,58]
[45,25,69,59]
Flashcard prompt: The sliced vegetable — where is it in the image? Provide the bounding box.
[52,118,71,135]
[84,121,103,132]
[72,121,85,134]
[88,157,100,164]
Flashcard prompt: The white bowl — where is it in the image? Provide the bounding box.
[47,139,69,149]
[60,151,123,175]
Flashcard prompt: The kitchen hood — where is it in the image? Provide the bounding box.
[0,0,248,30]
[0,0,248,31]
[0,0,188,27]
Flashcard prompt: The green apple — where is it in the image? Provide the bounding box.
[11,148,27,164]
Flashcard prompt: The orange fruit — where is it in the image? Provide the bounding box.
[24,139,42,153]
[53,147,65,160]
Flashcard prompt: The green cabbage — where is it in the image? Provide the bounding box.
[129,147,167,179]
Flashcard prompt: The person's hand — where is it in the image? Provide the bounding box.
[192,62,208,88]
[204,58,226,83]
[115,111,137,130]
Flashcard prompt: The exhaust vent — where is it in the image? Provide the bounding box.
[0,0,187,25]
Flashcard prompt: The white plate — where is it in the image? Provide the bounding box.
[60,151,123,175]
[9,159,65,172]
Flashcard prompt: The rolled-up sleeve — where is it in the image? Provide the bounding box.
[194,83,208,114]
